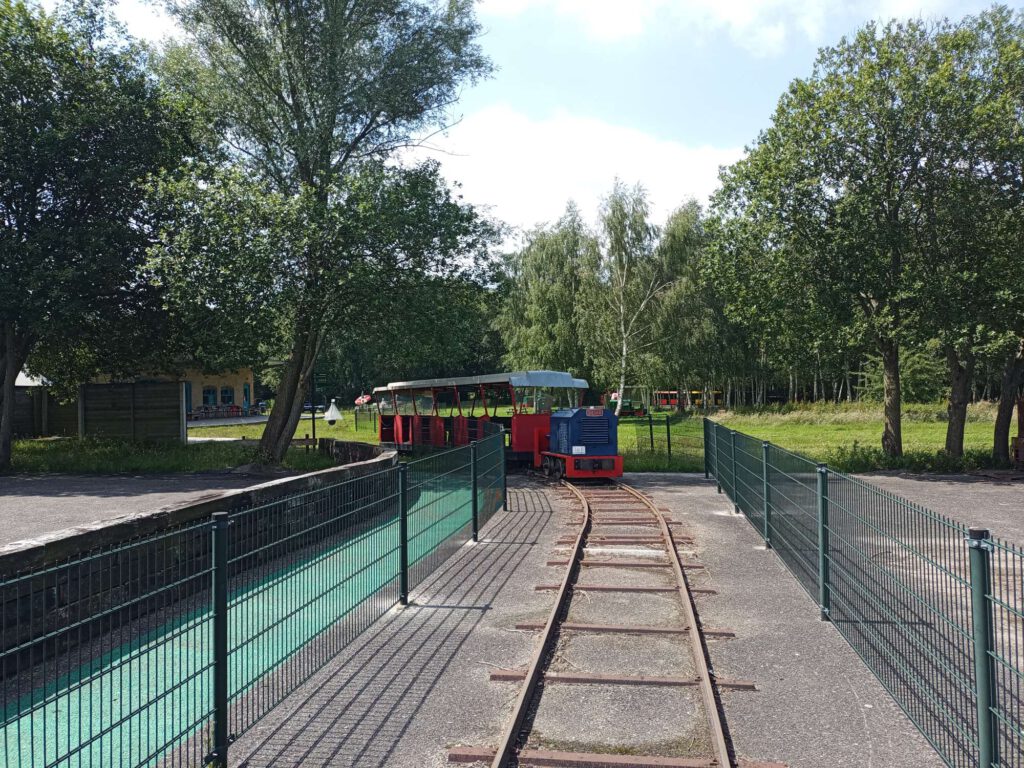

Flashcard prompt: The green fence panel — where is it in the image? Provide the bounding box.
[405,445,475,589]
[1,429,516,768]
[827,471,976,767]
[764,443,819,600]
[1,519,216,768]
[732,431,765,529]
[476,428,506,530]
[702,418,1024,768]
[990,538,1024,767]
[225,467,401,737]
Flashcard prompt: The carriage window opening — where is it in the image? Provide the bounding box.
[483,386,514,417]
[377,394,395,414]
[434,388,458,417]
[395,392,416,415]
[457,385,480,416]
[413,389,434,415]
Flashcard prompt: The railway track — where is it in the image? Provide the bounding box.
[450,479,776,768]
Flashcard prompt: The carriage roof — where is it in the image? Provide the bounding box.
[383,370,588,392]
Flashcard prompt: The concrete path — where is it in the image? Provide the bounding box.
[859,471,1024,544]
[188,414,269,429]
[0,472,287,545]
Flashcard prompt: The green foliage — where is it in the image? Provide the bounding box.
[0,0,198,468]
[857,342,948,404]
[154,0,492,463]
[498,203,595,379]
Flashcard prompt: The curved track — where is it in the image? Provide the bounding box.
[489,479,734,768]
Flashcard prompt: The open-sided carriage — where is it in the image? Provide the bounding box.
[373,370,622,478]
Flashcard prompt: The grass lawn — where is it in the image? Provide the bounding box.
[5,409,379,474]
[712,401,999,472]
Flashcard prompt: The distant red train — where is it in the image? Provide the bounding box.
[373,370,622,479]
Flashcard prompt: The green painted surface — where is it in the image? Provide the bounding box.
[3,482,482,768]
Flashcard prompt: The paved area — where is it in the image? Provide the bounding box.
[188,415,269,429]
[230,476,559,768]
[228,473,949,768]
[0,473,280,544]
[628,472,945,768]
[859,471,1024,544]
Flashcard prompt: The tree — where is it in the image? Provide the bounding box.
[497,203,595,379]
[149,159,496,421]
[579,182,673,414]
[720,19,951,456]
[0,1,193,469]
[162,0,490,463]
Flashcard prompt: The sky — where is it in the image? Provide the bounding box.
[110,0,995,235]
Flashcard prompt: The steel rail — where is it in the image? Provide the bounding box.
[617,480,733,768]
[489,480,592,768]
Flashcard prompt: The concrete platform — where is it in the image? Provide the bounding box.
[625,473,946,768]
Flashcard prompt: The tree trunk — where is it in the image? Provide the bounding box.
[615,335,627,417]
[846,370,853,402]
[944,345,974,459]
[258,321,321,464]
[878,338,903,456]
[993,339,1024,465]
[0,322,27,472]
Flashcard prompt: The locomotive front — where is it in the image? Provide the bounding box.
[541,406,623,479]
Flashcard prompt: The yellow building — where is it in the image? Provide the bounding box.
[182,368,257,415]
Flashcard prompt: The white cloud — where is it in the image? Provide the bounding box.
[478,0,984,56]
[407,104,743,234]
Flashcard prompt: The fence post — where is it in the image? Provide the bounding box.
[715,424,722,494]
[648,413,654,451]
[762,441,771,549]
[501,430,508,511]
[665,415,672,459]
[729,430,738,513]
[210,512,230,768]
[471,441,479,543]
[816,465,830,621]
[399,464,409,606]
[967,527,997,768]
[703,419,709,479]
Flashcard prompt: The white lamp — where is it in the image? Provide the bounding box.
[323,398,342,426]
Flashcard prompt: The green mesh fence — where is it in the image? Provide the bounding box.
[705,419,1023,768]
[990,538,1024,766]
[1,431,507,768]
[618,415,704,470]
[406,445,474,589]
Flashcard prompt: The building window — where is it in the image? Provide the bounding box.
[220,386,234,405]
[202,386,217,406]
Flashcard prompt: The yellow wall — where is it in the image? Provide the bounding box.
[183,368,256,411]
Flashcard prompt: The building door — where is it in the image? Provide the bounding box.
[184,382,192,414]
